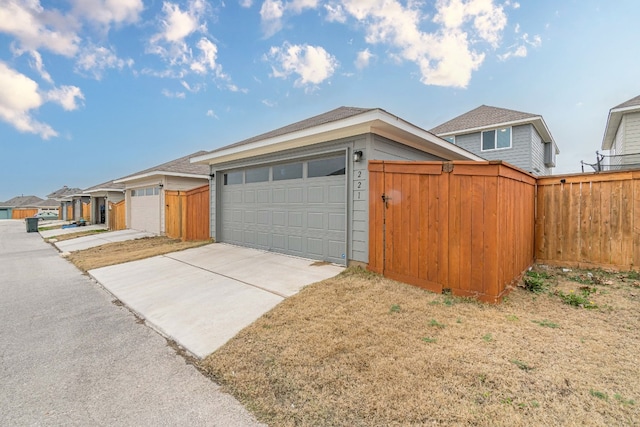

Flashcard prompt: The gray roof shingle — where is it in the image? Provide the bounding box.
[613,95,640,110]
[0,195,44,207]
[205,106,376,154]
[118,150,210,181]
[47,186,83,199]
[430,105,539,135]
[84,180,125,192]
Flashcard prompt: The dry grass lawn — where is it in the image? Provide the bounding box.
[202,266,640,426]
[45,229,109,242]
[66,236,209,271]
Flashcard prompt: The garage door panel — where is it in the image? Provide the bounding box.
[244,190,256,203]
[130,194,160,234]
[220,158,346,264]
[273,188,286,203]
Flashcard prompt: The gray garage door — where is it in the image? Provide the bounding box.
[221,155,347,264]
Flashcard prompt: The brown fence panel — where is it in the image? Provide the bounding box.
[536,171,640,270]
[66,205,73,220]
[81,202,91,220]
[108,200,126,231]
[12,208,38,219]
[184,184,210,241]
[164,185,210,241]
[165,190,182,239]
[369,160,535,303]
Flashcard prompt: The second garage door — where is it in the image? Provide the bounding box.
[220,155,347,264]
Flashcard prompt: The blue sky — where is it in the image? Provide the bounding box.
[0,0,638,201]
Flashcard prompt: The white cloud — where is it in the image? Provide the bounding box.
[287,0,318,14]
[0,61,56,139]
[324,3,346,23]
[498,32,541,61]
[190,37,224,76]
[75,44,134,80]
[46,85,85,111]
[330,0,508,88]
[71,0,143,26]
[161,89,186,98]
[260,0,285,37]
[267,42,338,88]
[206,109,218,118]
[0,1,80,56]
[28,50,53,84]
[355,49,373,69]
[239,0,253,7]
[262,99,277,107]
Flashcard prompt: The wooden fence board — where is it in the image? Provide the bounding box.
[12,208,38,219]
[164,185,210,241]
[108,200,126,231]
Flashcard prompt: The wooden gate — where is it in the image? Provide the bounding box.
[369,161,536,303]
[108,200,126,231]
[165,185,210,241]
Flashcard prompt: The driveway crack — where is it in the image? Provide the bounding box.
[162,254,287,299]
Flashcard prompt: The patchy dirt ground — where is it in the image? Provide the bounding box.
[66,237,210,271]
[202,265,640,427]
[45,229,109,242]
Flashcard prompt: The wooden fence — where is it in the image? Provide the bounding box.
[11,208,38,219]
[536,170,640,270]
[165,185,210,241]
[108,200,126,231]
[369,161,536,303]
[66,205,73,220]
[81,202,91,220]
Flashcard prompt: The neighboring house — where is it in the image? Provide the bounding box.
[601,94,640,170]
[430,105,559,176]
[114,151,210,234]
[82,180,125,225]
[192,106,482,266]
[47,186,83,220]
[69,192,91,222]
[0,195,46,219]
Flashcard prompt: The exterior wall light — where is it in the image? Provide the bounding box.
[353,150,363,162]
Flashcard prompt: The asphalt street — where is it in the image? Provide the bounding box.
[0,220,264,426]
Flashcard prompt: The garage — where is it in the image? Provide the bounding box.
[220,155,347,264]
[129,186,161,233]
[192,106,484,266]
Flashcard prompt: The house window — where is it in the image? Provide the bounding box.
[482,127,512,151]
[443,136,455,144]
[224,171,243,185]
[245,167,269,183]
[145,188,154,196]
[308,156,346,178]
[273,162,303,181]
[131,190,137,197]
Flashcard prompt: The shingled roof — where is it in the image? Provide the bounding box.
[0,195,44,207]
[83,179,125,193]
[204,107,376,155]
[47,186,83,199]
[613,95,640,110]
[116,150,210,183]
[429,105,539,135]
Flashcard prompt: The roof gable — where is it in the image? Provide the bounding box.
[602,94,640,150]
[429,105,540,135]
[47,186,82,199]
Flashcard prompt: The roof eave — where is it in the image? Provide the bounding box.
[192,109,483,165]
[114,171,209,184]
[84,188,125,194]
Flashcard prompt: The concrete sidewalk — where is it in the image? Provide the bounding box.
[89,243,344,359]
[53,229,154,252]
[0,219,264,426]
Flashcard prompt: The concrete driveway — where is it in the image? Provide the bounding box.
[89,243,344,359]
[52,229,154,252]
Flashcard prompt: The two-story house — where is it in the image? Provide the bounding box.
[601,95,640,170]
[430,105,559,175]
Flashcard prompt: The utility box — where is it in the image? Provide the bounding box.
[25,217,39,233]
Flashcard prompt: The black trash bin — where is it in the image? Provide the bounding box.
[25,217,39,233]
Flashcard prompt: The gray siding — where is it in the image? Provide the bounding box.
[450,124,551,174]
[623,112,640,161]
[371,134,446,161]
